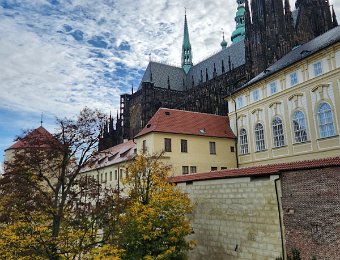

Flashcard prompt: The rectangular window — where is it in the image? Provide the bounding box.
[142,140,147,153]
[182,166,189,175]
[270,81,277,95]
[221,167,227,170]
[101,173,103,183]
[211,167,218,171]
[110,171,112,181]
[105,172,107,182]
[164,138,172,152]
[252,89,259,102]
[290,72,298,86]
[190,166,197,173]
[209,142,216,154]
[230,146,235,152]
[237,96,244,109]
[181,139,188,153]
[313,61,322,76]
[115,170,118,180]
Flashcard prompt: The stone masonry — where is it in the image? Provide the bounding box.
[177,175,283,260]
[281,167,340,259]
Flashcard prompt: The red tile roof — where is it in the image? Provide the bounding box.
[170,157,340,183]
[6,126,57,150]
[81,140,136,172]
[135,108,236,139]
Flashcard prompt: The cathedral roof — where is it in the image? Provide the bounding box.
[140,40,245,91]
[240,25,340,91]
[135,108,236,139]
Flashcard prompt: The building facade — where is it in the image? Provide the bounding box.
[134,108,237,176]
[227,26,340,167]
[99,0,337,151]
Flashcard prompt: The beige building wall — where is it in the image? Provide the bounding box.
[136,132,237,176]
[227,42,340,167]
[81,162,130,190]
[177,175,283,260]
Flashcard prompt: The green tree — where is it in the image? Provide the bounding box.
[0,107,117,259]
[115,153,195,260]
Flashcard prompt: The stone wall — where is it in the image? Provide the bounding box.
[281,167,340,259]
[177,175,283,260]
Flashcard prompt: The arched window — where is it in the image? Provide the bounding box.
[293,111,308,143]
[272,117,285,147]
[317,102,335,138]
[255,123,265,151]
[239,128,248,154]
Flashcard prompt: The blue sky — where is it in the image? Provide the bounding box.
[0,0,339,171]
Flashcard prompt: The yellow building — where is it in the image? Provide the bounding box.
[134,108,237,176]
[80,140,136,189]
[226,26,340,167]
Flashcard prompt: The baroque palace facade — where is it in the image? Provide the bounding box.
[99,0,338,151]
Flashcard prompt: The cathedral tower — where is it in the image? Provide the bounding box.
[231,0,246,44]
[181,11,193,74]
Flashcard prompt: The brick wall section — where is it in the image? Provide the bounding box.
[177,175,283,260]
[281,167,340,259]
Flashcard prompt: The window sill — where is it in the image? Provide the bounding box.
[293,140,311,145]
[255,149,267,153]
[272,145,288,150]
[317,135,339,141]
[239,153,250,156]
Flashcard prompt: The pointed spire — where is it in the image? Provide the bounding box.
[220,31,228,49]
[181,10,193,74]
[231,0,246,44]
[131,84,134,94]
[40,112,43,126]
[332,5,338,27]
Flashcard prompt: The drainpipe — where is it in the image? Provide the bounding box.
[274,175,285,259]
[229,93,239,168]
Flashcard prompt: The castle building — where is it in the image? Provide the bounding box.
[98,0,338,151]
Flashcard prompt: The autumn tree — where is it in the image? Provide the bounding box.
[0,107,118,259]
[111,153,195,260]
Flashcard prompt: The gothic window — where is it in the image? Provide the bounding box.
[313,61,323,76]
[292,111,308,143]
[272,117,285,147]
[317,102,335,138]
[255,123,266,151]
[239,128,249,154]
[290,72,299,86]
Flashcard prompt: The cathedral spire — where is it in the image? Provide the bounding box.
[220,31,228,50]
[332,5,338,27]
[231,0,246,44]
[181,10,193,74]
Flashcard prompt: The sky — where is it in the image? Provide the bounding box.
[0,0,339,171]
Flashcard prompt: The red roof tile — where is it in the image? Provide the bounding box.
[6,126,57,150]
[81,140,136,172]
[170,157,340,183]
[135,108,236,139]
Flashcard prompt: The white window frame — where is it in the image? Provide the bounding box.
[272,116,285,147]
[237,96,244,109]
[292,111,308,143]
[270,82,277,95]
[255,123,266,151]
[313,61,323,77]
[252,89,259,102]
[239,128,249,154]
[290,72,298,86]
[317,102,335,138]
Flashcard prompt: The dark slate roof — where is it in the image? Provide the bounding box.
[140,62,186,91]
[139,40,245,91]
[187,40,245,87]
[237,25,340,92]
